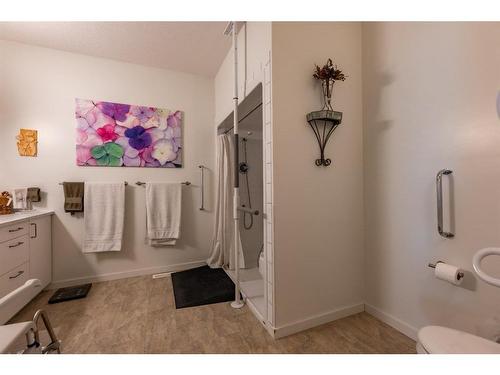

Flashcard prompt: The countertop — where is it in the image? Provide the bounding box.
[0,209,54,228]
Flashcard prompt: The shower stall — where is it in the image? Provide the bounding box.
[215,83,266,319]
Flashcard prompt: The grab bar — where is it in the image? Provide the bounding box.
[237,206,259,216]
[436,169,454,239]
[32,309,61,354]
[199,165,205,211]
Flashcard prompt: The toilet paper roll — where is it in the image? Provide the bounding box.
[435,262,464,285]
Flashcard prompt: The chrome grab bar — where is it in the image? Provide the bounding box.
[32,309,61,354]
[199,165,205,211]
[237,206,259,216]
[436,169,454,239]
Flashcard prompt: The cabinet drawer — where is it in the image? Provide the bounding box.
[0,222,29,243]
[0,235,29,277]
[0,263,28,299]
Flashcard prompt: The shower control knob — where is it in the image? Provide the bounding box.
[239,162,249,174]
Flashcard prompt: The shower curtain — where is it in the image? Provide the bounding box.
[207,134,244,269]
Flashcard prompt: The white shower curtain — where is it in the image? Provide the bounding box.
[207,133,244,270]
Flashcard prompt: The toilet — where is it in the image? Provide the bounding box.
[416,325,500,354]
[417,247,500,354]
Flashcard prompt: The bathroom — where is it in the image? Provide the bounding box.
[0,1,500,371]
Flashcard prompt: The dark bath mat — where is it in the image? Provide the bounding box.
[48,283,92,304]
[171,266,236,309]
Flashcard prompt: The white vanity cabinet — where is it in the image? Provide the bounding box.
[0,210,53,324]
[28,216,52,289]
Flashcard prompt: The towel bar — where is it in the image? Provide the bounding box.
[59,182,128,186]
[135,181,191,186]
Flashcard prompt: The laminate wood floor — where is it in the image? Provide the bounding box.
[9,275,416,354]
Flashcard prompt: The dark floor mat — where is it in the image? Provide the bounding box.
[171,266,235,309]
[48,283,92,304]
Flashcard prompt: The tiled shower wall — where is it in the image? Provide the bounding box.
[262,51,275,327]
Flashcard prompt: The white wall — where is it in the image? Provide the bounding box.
[215,22,271,124]
[272,22,365,329]
[0,40,215,285]
[363,22,500,340]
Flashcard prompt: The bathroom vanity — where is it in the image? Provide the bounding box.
[0,210,53,324]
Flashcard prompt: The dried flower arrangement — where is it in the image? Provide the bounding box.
[313,58,346,81]
[313,58,347,111]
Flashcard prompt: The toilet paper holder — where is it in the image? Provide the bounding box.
[428,261,465,280]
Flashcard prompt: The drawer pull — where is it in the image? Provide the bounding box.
[8,227,24,233]
[30,223,38,239]
[8,241,24,248]
[9,270,24,279]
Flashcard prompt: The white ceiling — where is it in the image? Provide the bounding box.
[0,22,232,77]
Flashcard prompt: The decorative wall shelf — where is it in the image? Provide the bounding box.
[306,110,342,166]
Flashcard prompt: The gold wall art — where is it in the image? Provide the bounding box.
[16,129,38,157]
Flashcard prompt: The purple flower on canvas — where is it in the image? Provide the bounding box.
[75,99,182,168]
[141,146,161,167]
[152,139,177,166]
[115,136,141,167]
[98,102,130,122]
[130,106,155,123]
[167,111,182,128]
[124,126,152,150]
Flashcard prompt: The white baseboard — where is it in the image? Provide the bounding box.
[364,303,418,341]
[272,303,365,339]
[48,260,207,290]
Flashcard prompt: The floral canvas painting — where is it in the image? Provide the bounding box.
[75,99,182,168]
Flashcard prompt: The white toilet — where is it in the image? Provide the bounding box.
[417,248,500,354]
[416,326,500,354]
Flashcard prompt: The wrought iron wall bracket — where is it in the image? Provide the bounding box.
[306,110,343,166]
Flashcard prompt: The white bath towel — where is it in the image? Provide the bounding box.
[12,188,28,210]
[83,183,125,253]
[146,183,182,246]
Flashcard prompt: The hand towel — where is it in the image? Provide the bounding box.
[27,187,41,203]
[12,188,28,210]
[63,182,84,213]
[146,183,182,246]
[83,183,125,253]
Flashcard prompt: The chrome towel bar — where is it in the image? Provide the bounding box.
[135,181,191,186]
[436,169,454,239]
[59,181,128,185]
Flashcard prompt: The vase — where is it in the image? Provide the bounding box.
[321,79,334,111]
